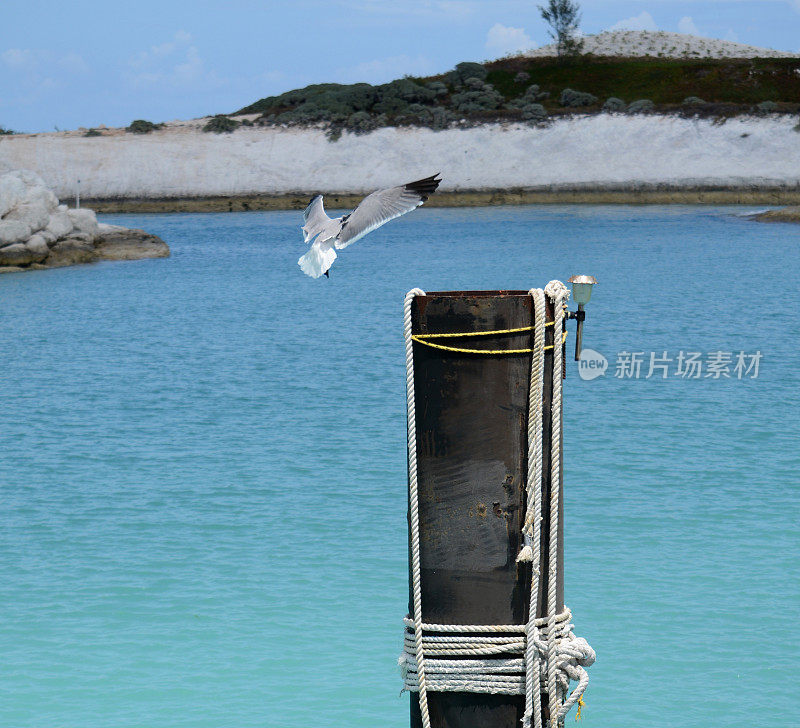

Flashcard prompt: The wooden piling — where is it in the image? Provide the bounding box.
[407,290,564,728]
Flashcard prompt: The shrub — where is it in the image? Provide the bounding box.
[627,99,655,113]
[237,82,349,115]
[336,83,379,111]
[126,119,162,134]
[430,107,454,130]
[396,105,435,126]
[507,85,549,109]
[276,106,325,124]
[382,78,436,104]
[426,81,448,98]
[683,96,706,105]
[345,111,379,134]
[559,88,598,107]
[0,126,15,135]
[451,86,503,112]
[83,128,103,137]
[514,71,531,84]
[757,101,779,113]
[310,91,357,116]
[450,79,503,112]
[602,97,626,112]
[372,97,407,115]
[447,62,488,87]
[521,103,548,121]
[203,115,241,133]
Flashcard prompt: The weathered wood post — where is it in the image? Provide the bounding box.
[406,290,564,728]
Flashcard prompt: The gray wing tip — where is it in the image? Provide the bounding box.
[404,174,442,202]
[303,194,324,221]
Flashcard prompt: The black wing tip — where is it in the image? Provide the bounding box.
[307,193,322,206]
[405,173,442,201]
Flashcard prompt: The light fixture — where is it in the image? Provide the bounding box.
[567,275,598,361]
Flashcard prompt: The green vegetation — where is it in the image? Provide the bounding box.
[231,55,800,139]
[539,0,584,58]
[603,97,626,111]
[203,115,241,133]
[0,126,15,135]
[83,128,103,137]
[627,99,655,113]
[126,119,162,134]
[560,88,597,107]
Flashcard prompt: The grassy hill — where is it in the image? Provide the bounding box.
[229,55,800,139]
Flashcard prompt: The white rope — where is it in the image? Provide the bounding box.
[401,286,594,727]
[404,288,430,728]
[519,288,547,728]
[545,280,565,726]
[399,609,579,694]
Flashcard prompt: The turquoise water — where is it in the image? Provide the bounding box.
[1,206,798,728]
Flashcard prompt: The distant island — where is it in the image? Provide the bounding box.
[235,31,799,140]
[1,31,799,211]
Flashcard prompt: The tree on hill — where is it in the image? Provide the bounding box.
[539,0,584,58]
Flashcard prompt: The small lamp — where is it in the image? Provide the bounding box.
[567,275,598,361]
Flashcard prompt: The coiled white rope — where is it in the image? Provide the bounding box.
[401,286,594,728]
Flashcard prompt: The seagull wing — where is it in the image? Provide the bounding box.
[334,174,441,250]
[302,195,332,243]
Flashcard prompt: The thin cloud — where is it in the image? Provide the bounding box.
[337,54,435,83]
[1,48,36,69]
[58,52,89,74]
[343,0,477,19]
[677,16,702,35]
[485,23,533,56]
[1,48,88,77]
[607,11,658,32]
[127,31,223,89]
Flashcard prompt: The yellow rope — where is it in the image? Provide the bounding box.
[416,322,554,339]
[575,696,585,721]
[412,330,567,355]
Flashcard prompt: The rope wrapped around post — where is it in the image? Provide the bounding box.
[401,285,594,728]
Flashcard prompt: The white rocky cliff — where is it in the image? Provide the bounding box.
[0,170,169,272]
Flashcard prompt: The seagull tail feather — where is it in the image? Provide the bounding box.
[298,241,337,279]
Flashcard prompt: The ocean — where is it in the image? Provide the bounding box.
[1,205,798,727]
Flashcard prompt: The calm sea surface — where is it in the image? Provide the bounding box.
[1,206,798,728]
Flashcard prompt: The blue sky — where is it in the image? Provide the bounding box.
[1,0,798,132]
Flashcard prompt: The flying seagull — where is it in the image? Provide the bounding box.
[298,174,442,278]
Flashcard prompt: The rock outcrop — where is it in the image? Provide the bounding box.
[0,170,169,273]
[754,206,800,223]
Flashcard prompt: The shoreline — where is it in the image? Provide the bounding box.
[84,187,800,213]
[752,205,800,222]
[4,117,799,204]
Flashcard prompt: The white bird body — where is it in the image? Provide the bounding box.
[298,174,441,278]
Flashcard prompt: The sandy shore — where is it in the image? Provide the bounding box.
[4,115,800,203]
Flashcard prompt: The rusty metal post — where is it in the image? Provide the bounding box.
[407,290,564,728]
